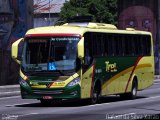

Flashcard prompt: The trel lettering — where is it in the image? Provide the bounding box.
[105,61,117,72]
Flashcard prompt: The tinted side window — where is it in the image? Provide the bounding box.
[123,34,151,56]
[124,35,132,56]
[142,36,151,56]
[84,32,151,57]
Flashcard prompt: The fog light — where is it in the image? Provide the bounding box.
[19,77,29,87]
[70,91,78,96]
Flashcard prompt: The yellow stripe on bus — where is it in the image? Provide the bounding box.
[102,63,152,94]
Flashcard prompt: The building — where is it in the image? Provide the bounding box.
[33,0,66,27]
[0,0,66,85]
[0,0,33,85]
[118,0,159,74]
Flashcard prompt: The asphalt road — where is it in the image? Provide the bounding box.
[0,80,160,120]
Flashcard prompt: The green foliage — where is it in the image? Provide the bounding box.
[59,0,117,25]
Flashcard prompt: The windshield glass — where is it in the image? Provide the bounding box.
[21,36,80,73]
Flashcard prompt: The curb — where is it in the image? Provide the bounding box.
[0,85,20,98]
[155,75,160,79]
[0,91,20,98]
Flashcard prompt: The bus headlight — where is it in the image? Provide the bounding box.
[68,77,80,87]
[19,77,29,87]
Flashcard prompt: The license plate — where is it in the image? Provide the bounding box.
[43,96,53,99]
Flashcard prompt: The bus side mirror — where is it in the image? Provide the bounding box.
[77,37,84,59]
[11,38,24,64]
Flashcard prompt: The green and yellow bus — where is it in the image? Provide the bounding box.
[11,22,154,105]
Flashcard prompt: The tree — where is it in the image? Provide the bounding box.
[58,0,117,25]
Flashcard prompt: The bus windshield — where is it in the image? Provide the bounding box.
[21,36,80,73]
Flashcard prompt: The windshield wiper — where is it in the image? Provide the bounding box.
[56,70,65,76]
[25,70,68,76]
[25,71,60,76]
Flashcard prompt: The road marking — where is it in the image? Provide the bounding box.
[0,91,20,94]
[5,102,34,107]
[154,82,160,85]
[106,113,136,119]
[0,96,20,100]
[87,103,110,107]
[154,79,160,82]
[18,113,39,117]
[1,113,38,120]
[141,87,160,91]
[85,95,160,108]
[2,88,160,108]
[142,95,160,100]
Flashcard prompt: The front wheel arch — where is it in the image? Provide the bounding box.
[91,79,102,104]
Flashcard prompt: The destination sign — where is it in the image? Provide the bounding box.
[28,37,79,43]
[51,37,79,41]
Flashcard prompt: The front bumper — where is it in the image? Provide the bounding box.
[20,83,80,100]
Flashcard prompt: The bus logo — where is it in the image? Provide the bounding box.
[105,61,117,72]
[46,83,53,88]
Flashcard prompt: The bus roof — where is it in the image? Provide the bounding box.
[25,22,152,37]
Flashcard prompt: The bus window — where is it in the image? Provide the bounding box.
[121,35,125,56]
[142,36,151,56]
[84,32,93,66]
[107,35,113,56]
[117,35,123,56]
[100,34,105,56]
[111,35,116,56]
[124,35,130,56]
[96,33,102,56]
[104,34,109,56]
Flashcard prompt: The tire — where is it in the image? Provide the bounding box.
[40,99,52,106]
[91,83,101,104]
[120,80,138,100]
[128,80,138,99]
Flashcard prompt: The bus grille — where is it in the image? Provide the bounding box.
[32,90,64,95]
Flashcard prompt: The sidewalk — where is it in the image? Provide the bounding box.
[0,84,20,98]
[0,76,160,98]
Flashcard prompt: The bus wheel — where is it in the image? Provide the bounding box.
[91,83,101,104]
[120,80,138,99]
[40,99,52,106]
[129,80,138,99]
